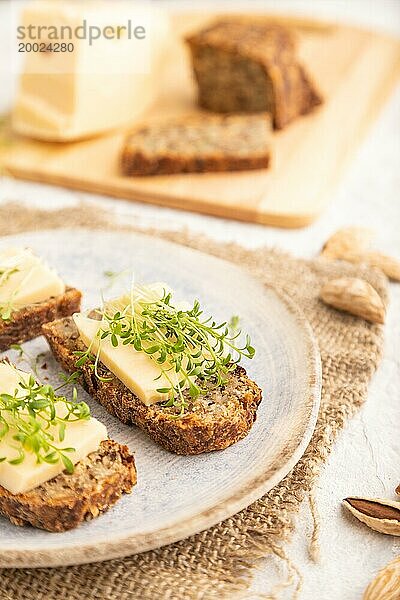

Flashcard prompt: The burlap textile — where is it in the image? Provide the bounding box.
[0,203,387,600]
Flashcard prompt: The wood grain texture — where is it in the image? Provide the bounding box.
[5,13,400,227]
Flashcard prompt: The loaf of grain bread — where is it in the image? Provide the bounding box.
[121,113,271,176]
[43,316,262,455]
[0,440,136,532]
[0,287,81,352]
[186,19,322,129]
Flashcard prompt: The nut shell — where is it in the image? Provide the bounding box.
[343,497,400,536]
[320,278,386,324]
[321,227,374,258]
[363,556,400,600]
[320,228,400,282]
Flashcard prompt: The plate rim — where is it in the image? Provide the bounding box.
[0,229,321,568]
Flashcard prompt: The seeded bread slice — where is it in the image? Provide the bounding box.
[0,440,136,532]
[186,19,322,129]
[0,287,82,352]
[121,113,271,176]
[43,317,262,455]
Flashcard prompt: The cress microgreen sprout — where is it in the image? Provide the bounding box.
[0,365,91,472]
[74,283,255,417]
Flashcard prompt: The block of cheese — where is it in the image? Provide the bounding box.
[0,363,107,494]
[12,1,171,141]
[74,312,175,405]
[0,247,65,309]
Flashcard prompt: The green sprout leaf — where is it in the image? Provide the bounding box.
[0,366,91,472]
[61,453,74,474]
[80,284,256,418]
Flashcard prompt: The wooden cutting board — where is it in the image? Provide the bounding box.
[5,13,400,227]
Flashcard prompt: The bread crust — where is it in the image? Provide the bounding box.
[186,19,322,129]
[43,317,262,455]
[122,150,270,176]
[0,287,82,352]
[121,114,271,176]
[0,440,136,532]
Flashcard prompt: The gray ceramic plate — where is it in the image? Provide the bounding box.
[0,229,321,568]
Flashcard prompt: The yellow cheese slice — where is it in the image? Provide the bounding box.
[0,363,107,495]
[74,313,177,406]
[0,247,65,309]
